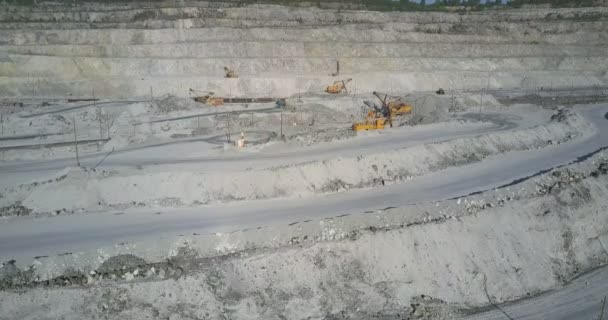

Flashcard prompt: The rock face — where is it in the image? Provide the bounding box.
[0,4,606,98]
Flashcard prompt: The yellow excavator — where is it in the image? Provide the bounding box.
[352,92,413,131]
[352,110,387,131]
[373,91,412,117]
[325,78,352,94]
[188,89,224,106]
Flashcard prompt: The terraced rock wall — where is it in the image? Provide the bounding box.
[0,4,607,98]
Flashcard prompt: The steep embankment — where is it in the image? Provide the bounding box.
[1,146,607,320]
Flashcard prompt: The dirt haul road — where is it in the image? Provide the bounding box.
[0,113,508,185]
[0,107,537,185]
[0,105,607,264]
[463,266,608,320]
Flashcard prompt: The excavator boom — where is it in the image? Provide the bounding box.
[372,91,412,117]
[352,91,413,131]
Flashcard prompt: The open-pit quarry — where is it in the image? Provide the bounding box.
[1,2,608,319]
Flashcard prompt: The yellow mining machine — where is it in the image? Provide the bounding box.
[188,89,224,106]
[352,92,413,131]
[373,91,412,117]
[352,110,387,131]
[325,78,352,94]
